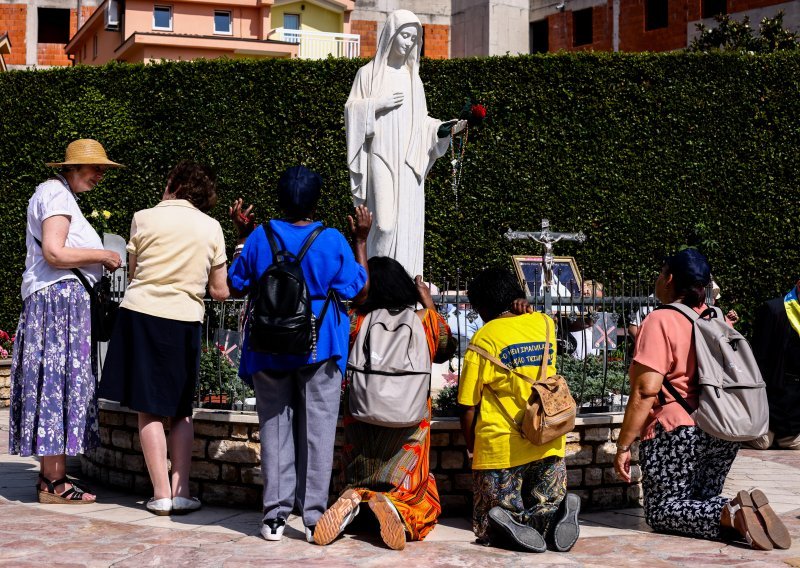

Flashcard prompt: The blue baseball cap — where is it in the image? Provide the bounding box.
[664,249,711,288]
[277,165,322,218]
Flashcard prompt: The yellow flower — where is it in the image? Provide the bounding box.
[102,210,112,220]
[90,210,99,218]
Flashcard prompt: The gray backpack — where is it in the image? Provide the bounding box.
[347,308,431,427]
[658,302,768,442]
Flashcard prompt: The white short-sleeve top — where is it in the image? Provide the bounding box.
[21,178,103,300]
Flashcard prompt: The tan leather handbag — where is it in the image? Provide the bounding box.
[467,314,576,445]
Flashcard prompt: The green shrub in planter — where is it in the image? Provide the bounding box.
[198,342,252,406]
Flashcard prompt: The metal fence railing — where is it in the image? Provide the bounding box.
[101,268,716,416]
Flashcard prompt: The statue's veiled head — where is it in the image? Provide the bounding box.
[390,24,419,64]
[375,9,423,69]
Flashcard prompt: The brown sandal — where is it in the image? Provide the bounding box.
[750,489,792,549]
[728,490,772,550]
[37,474,95,505]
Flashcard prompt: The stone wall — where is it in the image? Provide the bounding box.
[0,359,10,408]
[82,402,641,515]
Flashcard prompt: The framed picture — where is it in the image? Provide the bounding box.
[511,255,582,298]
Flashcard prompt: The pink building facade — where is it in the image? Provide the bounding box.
[67,0,356,64]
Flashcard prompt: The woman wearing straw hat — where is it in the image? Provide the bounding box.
[9,139,123,504]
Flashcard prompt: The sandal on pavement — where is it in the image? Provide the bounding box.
[488,506,547,553]
[37,474,95,505]
[550,492,581,552]
[172,496,202,515]
[750,489,791,549]
[146,497,173,516]
[368,493,406,551]
[728,490,773,550]
[315,488,361,545]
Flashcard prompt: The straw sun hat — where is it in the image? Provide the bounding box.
[45,139,125,168]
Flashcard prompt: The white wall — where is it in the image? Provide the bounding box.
[488,0,529,55]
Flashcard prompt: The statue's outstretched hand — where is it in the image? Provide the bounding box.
[229,198,255,238]
[376,92,404,113]
[437,119,467,138]
[452,119,468,134]
[348,205,373,242]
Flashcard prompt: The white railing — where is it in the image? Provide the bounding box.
[270,28,360,59]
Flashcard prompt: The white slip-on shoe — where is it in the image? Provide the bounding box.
[261,518,287,541]
[146,497,172,516]
[172,496,202,515]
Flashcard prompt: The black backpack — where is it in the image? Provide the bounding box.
[248,223,332,357]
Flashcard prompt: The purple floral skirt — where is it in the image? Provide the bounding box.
[8,279,99,456]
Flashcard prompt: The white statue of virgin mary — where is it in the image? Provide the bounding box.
[345,9,465,278]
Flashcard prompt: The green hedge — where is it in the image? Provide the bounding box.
[0,53,798,332]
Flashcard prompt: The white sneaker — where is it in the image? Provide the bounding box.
[172,496,202,515]
[146,497,172,516]
[305,525,316,544]
[261,518,286,541]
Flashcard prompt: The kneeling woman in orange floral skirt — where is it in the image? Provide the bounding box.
[314,257,454,549]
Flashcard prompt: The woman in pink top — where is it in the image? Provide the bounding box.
[614,249,790,550]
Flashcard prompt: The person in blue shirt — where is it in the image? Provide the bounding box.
[228,165,371,544]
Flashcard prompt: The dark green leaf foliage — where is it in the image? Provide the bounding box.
[690,11,800,53]
[1,53,798,333]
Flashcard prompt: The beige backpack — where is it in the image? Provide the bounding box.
[347,308,431,427]
[468,314,576,445]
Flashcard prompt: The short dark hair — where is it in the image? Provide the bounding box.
[277,165,322,220]
[467,267,524,321]
[662,248,711,308]
[165,160,217,213]
[359,256,417,313]
[662,263,707,307]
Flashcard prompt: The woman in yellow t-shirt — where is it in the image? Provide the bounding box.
[457,268,580,553]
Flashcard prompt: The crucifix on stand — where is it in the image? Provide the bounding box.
[505,219,586,313]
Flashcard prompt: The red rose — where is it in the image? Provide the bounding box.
[471,104,487,120]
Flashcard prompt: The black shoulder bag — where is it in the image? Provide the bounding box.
[34,235,118,343]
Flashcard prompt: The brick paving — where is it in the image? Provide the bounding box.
[2,407,800,567]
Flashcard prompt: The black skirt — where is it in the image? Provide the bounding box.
[98,307,201,418]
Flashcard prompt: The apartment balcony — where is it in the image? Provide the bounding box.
[270,28,360,59]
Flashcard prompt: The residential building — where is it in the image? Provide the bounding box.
[0,0,100,69]
[351,0,452,58]
[529,0,800,53]
[0,31,10,68]
[350,0,800,58]
[66,0,358,64]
